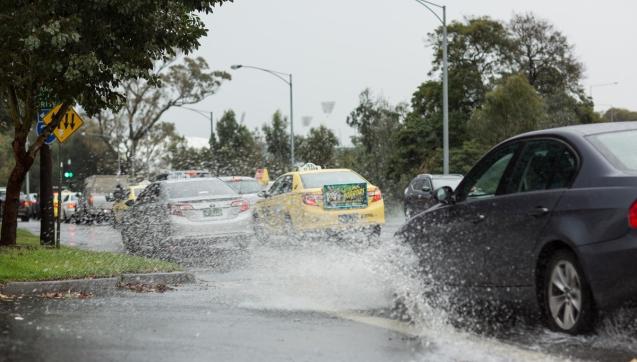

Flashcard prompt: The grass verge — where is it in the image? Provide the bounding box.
[0,229,180,283]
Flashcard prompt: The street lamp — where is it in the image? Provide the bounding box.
[589,82,618,99]
[180,106,214,144]
[412,0,449,175]
[231,64,295,169]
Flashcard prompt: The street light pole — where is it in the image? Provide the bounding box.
[289,74,295,169]
[231,64,295,169]
[413,0,449,174]
[441,5,449,175]
[589,82,619,99]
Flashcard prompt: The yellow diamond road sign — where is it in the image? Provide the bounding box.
[43,104,85,143]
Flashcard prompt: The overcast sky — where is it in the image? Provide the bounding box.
[164,0,636,147]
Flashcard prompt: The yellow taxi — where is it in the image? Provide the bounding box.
[253,163,385,238]
[53,191,73,218]
[112,183,149,225]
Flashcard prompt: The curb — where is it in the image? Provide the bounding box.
[0,272,195,297]
[119,272,196,286]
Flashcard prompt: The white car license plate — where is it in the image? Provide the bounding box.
[203,208,222,217]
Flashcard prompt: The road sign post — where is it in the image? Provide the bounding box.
[41,104,85,248]
[43,104,85,143]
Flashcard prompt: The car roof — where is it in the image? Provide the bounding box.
[292,168,353,176]
[511,122,637,141]
[417,173,463,179]
[160,177,223,185]
[218,176,257,181]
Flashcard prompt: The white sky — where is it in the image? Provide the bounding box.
[168,0,636,147]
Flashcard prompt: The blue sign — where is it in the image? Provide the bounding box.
[35,108,56,145]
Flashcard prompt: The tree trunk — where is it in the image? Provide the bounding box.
[0,160,28,246]
[40,144,55,246]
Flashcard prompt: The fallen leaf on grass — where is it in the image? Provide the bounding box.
[0,293,16,301]
[121,283,173,293]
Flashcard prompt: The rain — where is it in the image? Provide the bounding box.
[2,1,637,362]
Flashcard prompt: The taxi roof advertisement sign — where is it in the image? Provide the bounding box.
[322,183,368,209]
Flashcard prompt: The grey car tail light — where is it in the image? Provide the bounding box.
[630,200,637,229]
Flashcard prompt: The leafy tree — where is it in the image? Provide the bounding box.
[297,126,339,167]
[601,108,637,122]
[469,74,546,146]
[509,13,583,96]
[96,57,230,177]
[346,89,406,203]
[163,136,211,171]
[0,0,230,245]
[262,111,291,177]
[429,16,514,109]
[211,110,262,176]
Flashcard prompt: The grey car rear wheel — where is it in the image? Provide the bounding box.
[542,250,595,334]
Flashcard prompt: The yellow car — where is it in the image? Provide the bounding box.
[112,183,148,225]
[253,163,385,239]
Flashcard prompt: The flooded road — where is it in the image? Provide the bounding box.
[6,217,637,361]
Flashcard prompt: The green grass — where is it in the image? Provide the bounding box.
[0,229,180,283]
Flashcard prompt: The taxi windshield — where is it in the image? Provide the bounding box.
[300,171,367,189]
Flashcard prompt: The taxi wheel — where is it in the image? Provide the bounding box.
[253,214,271,243]
[283,215,299,240]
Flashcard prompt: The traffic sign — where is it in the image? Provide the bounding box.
[35,108,56,145]
[43,104,85,143]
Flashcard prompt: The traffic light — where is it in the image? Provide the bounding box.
[63,158,73,179]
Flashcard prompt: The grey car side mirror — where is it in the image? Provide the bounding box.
[434,186,454,204]
[257,190,269,198]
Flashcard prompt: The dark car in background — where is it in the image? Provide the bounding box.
[120,178,252,256]
[0,187,5,217]
[18,193,30,222]
[398,122,637,335]
[25,193,39,220]
[404,174,463,218]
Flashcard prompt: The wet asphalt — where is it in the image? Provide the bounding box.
[2,218,637,361]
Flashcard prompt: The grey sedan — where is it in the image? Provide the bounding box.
[397,122,637,335]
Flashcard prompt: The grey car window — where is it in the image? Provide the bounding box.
[411,178,427,191]
[505,140,577,194]
[457,143,519,201]
[588,130,637,172]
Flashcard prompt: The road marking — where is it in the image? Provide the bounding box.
[330,311,420,336]
[328,310,565,362]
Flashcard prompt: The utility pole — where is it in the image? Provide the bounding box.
[210,111,214,146]
[56,142,62,248]
[40,144,54,246]
[25,136,30,194]
[413,0,449,174]
[289,74,295,169]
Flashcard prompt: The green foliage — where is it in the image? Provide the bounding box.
[601,108,637,122]
[0,229,179,283]
[469,74,546,146]
[262,111,291,177]
[297,126,339,167]
[0,133,13,186]
[340,12,597,208]
[1,0,231,244]
[345,90,406,204]
[211,110,262,176]
[0,0,230,116]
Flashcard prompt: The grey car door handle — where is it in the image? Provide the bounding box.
[528,207,550,217]
[472,214,486,224]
